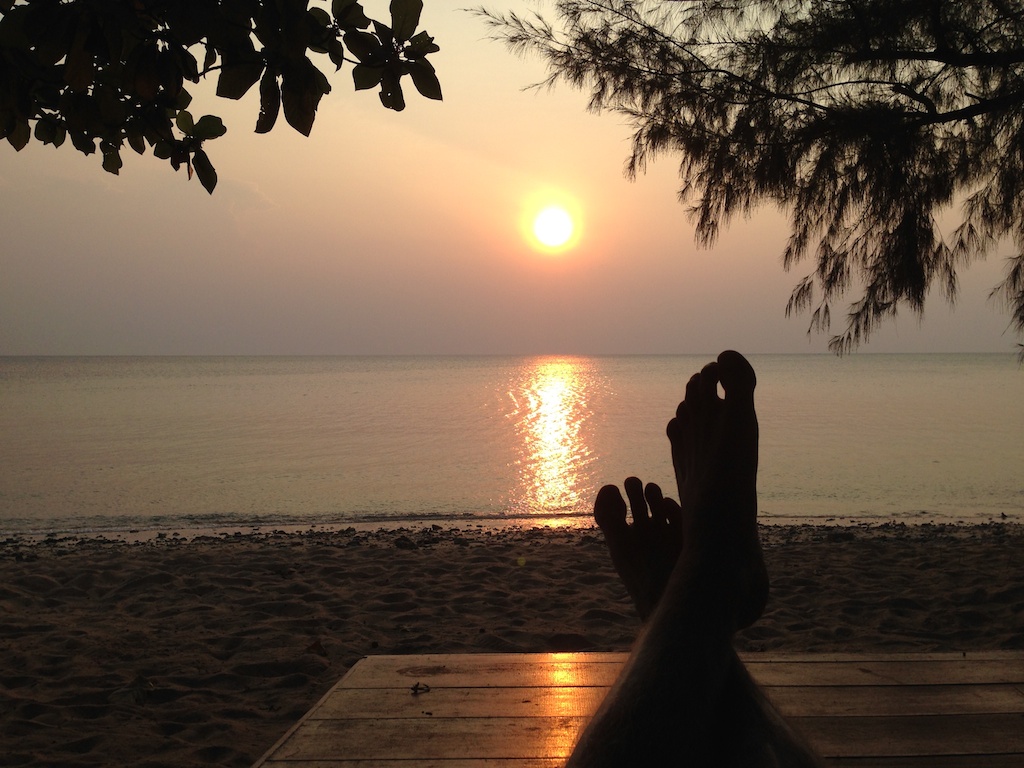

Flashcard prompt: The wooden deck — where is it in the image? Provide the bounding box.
[253,651,1024,767]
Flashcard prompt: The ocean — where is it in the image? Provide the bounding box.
[1,354,1021,535]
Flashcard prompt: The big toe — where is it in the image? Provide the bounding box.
[717,350,756,401]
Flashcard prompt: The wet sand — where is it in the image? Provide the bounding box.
[2,523,1023,767]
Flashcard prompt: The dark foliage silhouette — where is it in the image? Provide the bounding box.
[0,0,441,192]
[480,0,1024,354]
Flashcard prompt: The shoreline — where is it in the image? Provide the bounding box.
[4,508,1020,544]
[3,523,1023,767]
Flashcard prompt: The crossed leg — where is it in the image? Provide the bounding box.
[568,351,821,768]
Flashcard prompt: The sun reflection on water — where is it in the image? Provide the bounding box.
[506,357,598,518]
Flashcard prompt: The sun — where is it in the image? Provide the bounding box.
[521,193,582,254]
[533,206,574,248]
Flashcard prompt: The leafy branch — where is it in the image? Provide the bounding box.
[0,0,442,192]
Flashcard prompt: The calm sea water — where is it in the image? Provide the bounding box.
[1,355,1021,535]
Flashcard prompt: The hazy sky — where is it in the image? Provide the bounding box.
[0,2,1017,356]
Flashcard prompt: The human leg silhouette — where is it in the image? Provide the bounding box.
[567,351,821,768]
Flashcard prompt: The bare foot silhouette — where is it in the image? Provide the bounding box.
[593,476,687,620]
[595,351,766,629]
[569,352,822,768]
[666,349,768,630]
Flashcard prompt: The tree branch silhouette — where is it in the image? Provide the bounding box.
[478,0,1024,355]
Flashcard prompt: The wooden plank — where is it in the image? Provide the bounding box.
[338,656,623,690]
[825,757,1024,768]
[794,713,1024,758]
[741,650,1024,663]
[258,765,1009,768]
[312,686,608,720]
[309,683,1024,720]
[269,717,588,761]
[336,650,1021,669]
[265,712,1024,762]
[335,650,1020,678]
[260,761,564,768]
[766,683,1024,717]
[258,756,1024,768]
[748,658,1024,687]
[338,653,1024,689]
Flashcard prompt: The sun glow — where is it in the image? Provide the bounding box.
[521,191,582,254]
[533,206,574,248]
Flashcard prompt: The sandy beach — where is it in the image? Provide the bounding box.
[2,523,1022,767]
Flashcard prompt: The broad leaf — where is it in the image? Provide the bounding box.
[176,49,200,83]
[192,148,217,194]
[308,7,331,28]
[344,30,380,62]
[281,61,330,136]
[69,131,95,154]
[408,60,441,101]
[6,119,30,150]
[333,0,370,28]
[101,144,122,175]
[153,140,172,160]
[126,125,146,155]
[33,119,57,145]
[352,64,382,91]
[328,37,346,70]
[390,0,422,44]
[282,82,318,135]
[193,115,227,140]
[378,70,405,111]
[176,110,195,134]
[312,66,332,96]
[203,44,216,73]
[217,59,264,100]
[406,31,440,58]
[372,20,394,48]
[255,71,281,134]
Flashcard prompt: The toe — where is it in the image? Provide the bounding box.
[661,496,684,530]
[644,482,666,524]
[624,476,649,525]
[666,415,682,444]
[717,350,756,401]
[682,371,702,412]
[699,361,721,404]
[643,483,685,535]
[667,404,691,444]
[594,484,627,531]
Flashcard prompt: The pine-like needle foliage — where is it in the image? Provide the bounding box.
[479,0,1024,354]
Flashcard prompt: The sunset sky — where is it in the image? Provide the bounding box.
[0,1,1016,356]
